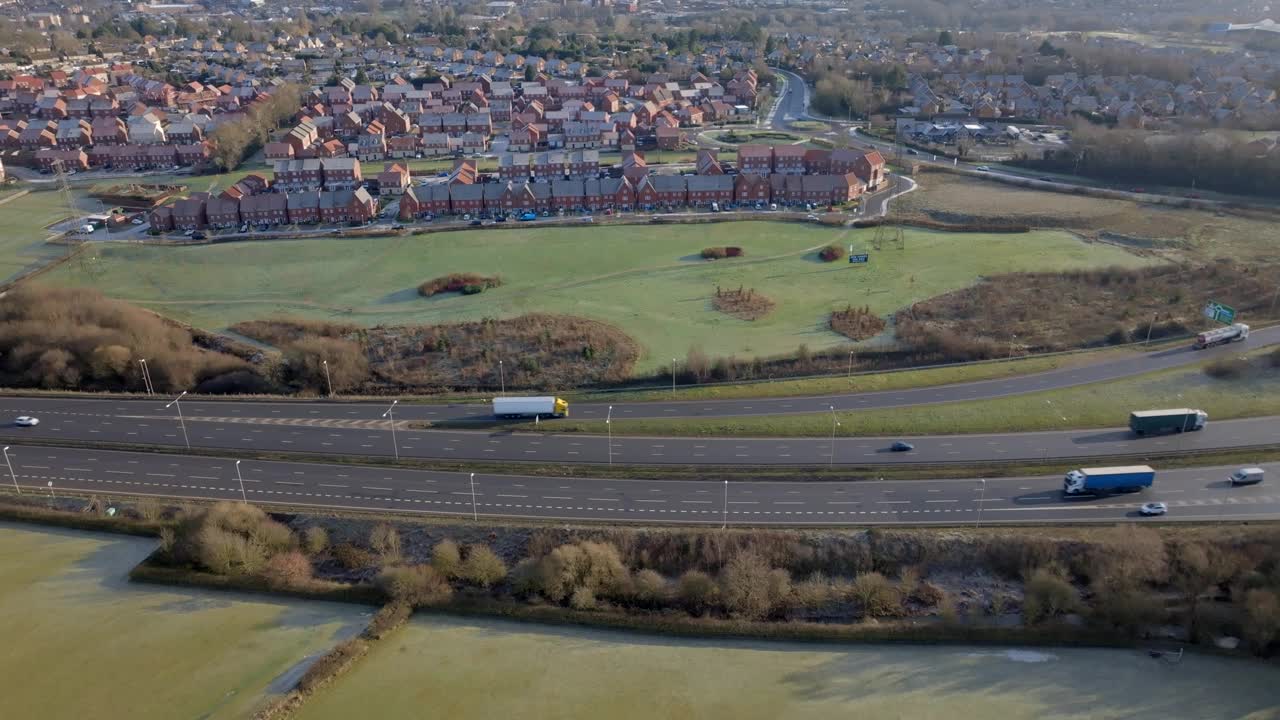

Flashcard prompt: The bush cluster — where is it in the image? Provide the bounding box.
[700,246,744,259]
[818,244,846,262]
[417,273,502,297]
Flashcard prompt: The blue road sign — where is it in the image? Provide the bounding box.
[849,254,869,264]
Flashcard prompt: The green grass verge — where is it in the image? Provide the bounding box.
[568,347,1134,402]
[0,190,75,282]
[38,221,1152,373]
[533,351,1280,437]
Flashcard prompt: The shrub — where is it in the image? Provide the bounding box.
[369,524,402,564]
[701,246,744,260]
[333,543,376,570]
[1204,357,1248,379]
[134,498,162,522]
[431,539,462,579]
[913,581,947,607]
[1271,347,1280,368]
[849,572,900,617]
[1023,568,1078,623]
[1091,583,1164,635]
[570,586,597,610]
[303,526,329,555]
[418,273,502,297]
[818,244,846,262]
[262,550,313,589]
[461,544,507,588]
[631,568,669,607]
[376,565,453,608]
[535,541,630,604]
[365,602,412,641]
[284,336,369,394]
[296,638,368,694]
[677,570,719,614]
[1244,589,1280,654]
[171,502,293,575]
[509,558,542,597]
[197,526,268,576]
[830,305,886,341]
[719,552,791,620]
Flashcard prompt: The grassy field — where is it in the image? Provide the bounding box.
[0,522,366,720]
[900,172,1280,262]
[296,615,1280,720]
[569,347,1133,402]
[538,351,1280,436]
[0,190,79,282]
[38,222,1151,372]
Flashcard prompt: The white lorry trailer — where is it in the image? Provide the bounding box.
[492,396,569,419]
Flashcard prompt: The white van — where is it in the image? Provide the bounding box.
[1230,467,1265,486]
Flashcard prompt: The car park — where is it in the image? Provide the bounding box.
[14,416,38,427]
[890,441,914,452]
[1230,467,1265,486]
[1139,502,1168,516]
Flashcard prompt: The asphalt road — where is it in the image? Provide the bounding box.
[3,444,1273,525]
[0,391,1275,466]
[0,326,1271,430]
[770,70,811,130]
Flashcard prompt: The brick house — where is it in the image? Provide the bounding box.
[318,188,376,224]
[773,145,806,174]
[733,173,771,205]
[652,175,688,206]
[376,163,410,195]
[448,183,485,214]
[737,144,772,174]
[90,117,127,145]
[34,148,88,171]
[656,125,684,150]
[173,195,208,230]
[602,176,634,210]
[853,150,886,189]
[286,191,320,224]
[206,196,241,227]
[274,159,323,191]
[552,178,585,210]
[499,152,531,181]
[148,205,174,232]
[400,184,450,218]
[685,175,733,206]
[496,181,538,214]
[621,151,648,185]
[240,193,289,225]
[264,142,295,160]
[695,149,723,175]
[804,148,831,175]
[321,157,362,190]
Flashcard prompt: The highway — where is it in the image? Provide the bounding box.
[0,326,1273,430]
[0,390,1275,466]
[2,444,1274,525]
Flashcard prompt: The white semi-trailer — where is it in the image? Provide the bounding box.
[492,396,569,419]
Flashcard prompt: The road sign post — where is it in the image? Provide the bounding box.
[1204,301,1235,325]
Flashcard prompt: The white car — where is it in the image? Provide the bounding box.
[131,218,145,225]
[1139,502,1168,517]
[975,165,991,172]
[14,416,39,427]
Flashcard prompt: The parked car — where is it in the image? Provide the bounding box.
[131,218,145,225]
[519,212,537,221]
[975,165,991,172]
[469,219,482,226]
[806,213,819,221]
[182,229,195,237]
[890,441,914,452]
[580,216,594,223]
[906,148,919,155]
[1139,502,1168,516]
[14,416,39,427]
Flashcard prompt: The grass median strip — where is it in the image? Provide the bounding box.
[534,350,1280,437]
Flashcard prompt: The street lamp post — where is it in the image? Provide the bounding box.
[138,359,154,395]
[498,360,505,396]
[383,400,399,460]
[828,405,840,467]
[1144,312,1158,345]
[322,359,333,397]
[847,350,855,378]
[722,479,728,529]
[3,447,19,495]
[164,391,190,449]
[47,481,55,502]
[606,405,613,466]
[1009,334,1017,359]
[975,478,987,528]
[469,472,478,521]
[671,358,677,397]
[235,460,247,504]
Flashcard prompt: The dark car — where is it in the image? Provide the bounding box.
[890,441,914,452]
[906,148,919,155]
[469,219,482,226]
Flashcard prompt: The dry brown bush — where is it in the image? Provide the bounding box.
[431,539,462,579]
[461,544,507,588]
[364,602,412,641]
[262,550,314,589]
[630,568,670,607]
[169,502,293,575]
[284,336,370,393]
[849,572,900,617]
[0,285,255,392]
[376,564,453,607]
[1204,357,1249,380]
[1091,583,1164,635]
[677,570,719,614]
[333,543,376,570]
[895,261,1280,354]
[1244,589,1280,654]
[712,286,776,321]
[1023,568,1078,624]
[295,638,368,695]
[818,244,846,262]
[719,552,792,620]
[303,526,329,555]
[536,541,631,604]
[418,273,502,297]
[830,305,886,341]
[570,586,597,610]
[369,524,402,564]
[134,497,162,522]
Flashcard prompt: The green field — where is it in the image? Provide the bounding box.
[39,222,1151,373]
[0,190,77,282]
[542,351,1280,436]
[0,523,365,720]
[296,616,1280,720]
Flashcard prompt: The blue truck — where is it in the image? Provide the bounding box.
[1063,465,1155,496]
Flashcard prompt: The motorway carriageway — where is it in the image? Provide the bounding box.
[0,326,1275,426]
[2,445,1276,525]
[0,398,1276,465]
